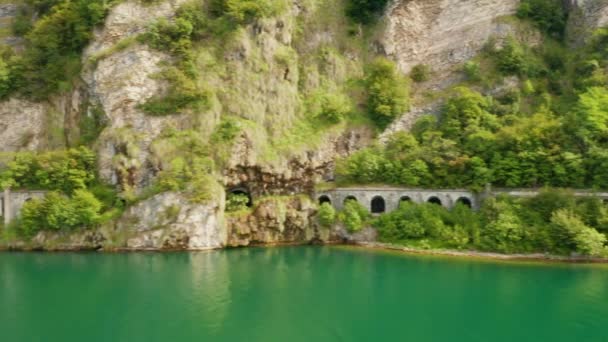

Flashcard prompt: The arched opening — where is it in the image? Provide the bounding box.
[427,196,442,206]
[227,187,253,209]
[318,195,332,205]
[456,197,472,208]
[399,196,412,208]
[344,196,358,205]
[371,196,386,214]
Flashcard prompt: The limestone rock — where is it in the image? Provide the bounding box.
[120,192,226,250]
[383,0,520,74]
[224,127,373,196]
[85,0,190,56]
[567,0,608,45]
[0,98,48,152]
[0,3,23,47]
[82,0,194,189]
[226,196,321,246]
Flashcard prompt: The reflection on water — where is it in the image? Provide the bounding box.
[1,247,608,342]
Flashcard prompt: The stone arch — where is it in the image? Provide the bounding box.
[371,196,386,214]
[228,187,253,207]
[456,197,472,208]
[318,195,332,205]
[427,196,442,206]
[344,196,358,205]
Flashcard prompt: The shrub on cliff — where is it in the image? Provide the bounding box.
[410,64,431,83]
[346,0,389,25]
[209,0,284,24]
[9,0,111,98]
[517,0,567,40]
[364,58,409,128]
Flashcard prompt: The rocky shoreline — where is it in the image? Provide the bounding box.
[3,239,608,264]
[353,242,608,264]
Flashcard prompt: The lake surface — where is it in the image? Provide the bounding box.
[1,247,608,342]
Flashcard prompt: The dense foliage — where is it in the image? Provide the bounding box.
[1,0,113,99]
[0,148,118,236]
[345,0,390,24]
[373,190,608,257]
[226,193,250,212]
[338,199,370,232]
[317,202,336,227]
[0,147,97,193]
[20,190,102,236]
[517,0,568,39]
[338,29,608,190]
[364,58,410,128]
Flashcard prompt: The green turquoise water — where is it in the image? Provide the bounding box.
[1,247,608,342]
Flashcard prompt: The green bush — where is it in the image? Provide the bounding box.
[364,58,409,128]
[20,190,102,236]
[8,0,111,98]
[551,209,607,257]
[339,199,369,232]
[496,38,528,75]
[210,0,280,24]
[463,61,481,82]
[517,0,567,39]
[346,0,389,25]
[315,92,353,124]
[317,202,336,227]
[0,147,97,193]
[226,193,250,212]
[410,64,431,83]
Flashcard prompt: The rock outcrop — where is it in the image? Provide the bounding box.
[84,0,192,188]
[0,99,49,152]
[383,0,520,74]
[224,128,373,196]
[118,192,226,250]
[567,0,608,44]
[226,196,323,247]
[0,3,22,47]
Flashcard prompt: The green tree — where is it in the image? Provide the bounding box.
[364,58,409,128]
[339,200,369,232]
[517,0,567,39]
[551,209,607,257]
[317,203,336,227]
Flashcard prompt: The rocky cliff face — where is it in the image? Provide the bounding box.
[383,0,520,74]
[226,196,322,247]
[567,0,608,44]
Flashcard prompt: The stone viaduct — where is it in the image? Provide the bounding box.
[1,189,47,226]
[315,187,608,214]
